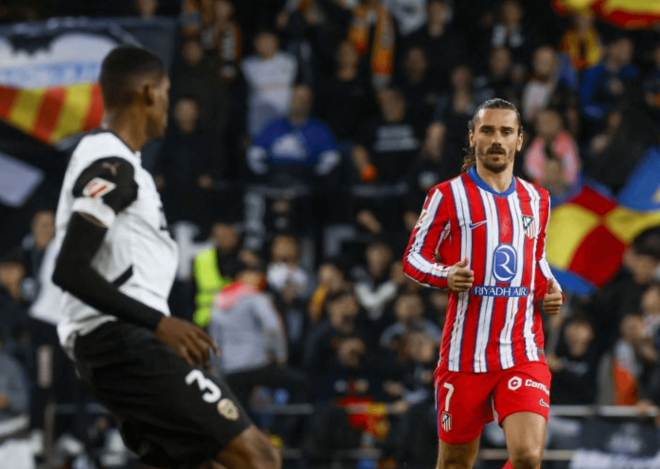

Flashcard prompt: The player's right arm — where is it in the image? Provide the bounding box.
[402,186,474,291]
[53,158,217,366]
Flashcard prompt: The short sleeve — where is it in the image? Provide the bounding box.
[71,157,138,227]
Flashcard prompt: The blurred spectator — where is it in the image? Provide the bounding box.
[641,280,660,338]
[308,260,350,324]
[240,29,298,137]
[315,40,377,144]
[490,0,532,74]
[585,236,660,357]
[134,0,158,18]
[520,45,578,129]
[643,43,660,125]
[246,83,341,186]
[171,37,229,131]
[303,290,368,379]
[640,282,660,409]
[0,254,29,345]
[15,209,55,304]
[547,316,599,405]
[267,233,311,301]
[303,334,380,460]
[559,12,603,72]
[588,106,622,160]
[426,64,478,177]
[612,314,658,405]
[404,143,446,222]
[180,0,212,38]
[0,335,32,469]
[266,234,312,368]
[383,330,437,465]
[395,45,437,125]
[353,241,398,328]
[192,221,242,327]
[579,35,640,133]
[540,155,572,203]
[586,99,658,191]
[209,262,308,409]
[352,86,422,184]
[405,0,466,92]
[200,0,242,82]
[379,292,442,350]
[348,0,397,90]
[473,46,519,105]
[523,108,580,188]
[155,96,224,223]
[275,0,339,85]
[385,0,427,37]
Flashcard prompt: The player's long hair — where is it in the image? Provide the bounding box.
[462,98,524,172]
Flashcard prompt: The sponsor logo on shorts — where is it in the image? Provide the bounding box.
[508,376,522,391]
[539,399,549,408]
[507,376,549,395]
[525,379,550,396]
[441,412,452,432]
[217,398,239,421]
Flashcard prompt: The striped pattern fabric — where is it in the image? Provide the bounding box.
[553,0,660,29]
[0,83,103,144]
[403,168,557,373]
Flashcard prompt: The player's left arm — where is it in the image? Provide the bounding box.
[535,194,564,315]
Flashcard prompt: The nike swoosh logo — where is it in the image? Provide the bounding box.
[539,399,549,408]
[469,221,487,229]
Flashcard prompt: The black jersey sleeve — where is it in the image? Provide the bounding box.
[71,157,138,226]
[52,212,164,331]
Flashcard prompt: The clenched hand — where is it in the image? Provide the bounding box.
[543,279,563,315]
[448,257,474,292]
[156,316,219,367]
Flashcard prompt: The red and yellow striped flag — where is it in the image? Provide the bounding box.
[0,82,104,144]
[553,0,660,29]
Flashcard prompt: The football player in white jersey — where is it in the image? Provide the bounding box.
[52,46,280,469]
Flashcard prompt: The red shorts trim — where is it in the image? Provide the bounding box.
[434,361,551,445]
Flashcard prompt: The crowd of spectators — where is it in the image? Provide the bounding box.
[2,0,660,468]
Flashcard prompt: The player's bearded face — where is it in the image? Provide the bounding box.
[470,109,523,174]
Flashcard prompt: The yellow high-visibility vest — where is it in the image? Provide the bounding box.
[193,248,232,327]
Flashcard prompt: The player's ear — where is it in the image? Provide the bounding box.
[468,129,474,147]
[143,82,156,106]
[516,130,524,151]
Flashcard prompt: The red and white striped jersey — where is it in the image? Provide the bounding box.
[402,166,559,373]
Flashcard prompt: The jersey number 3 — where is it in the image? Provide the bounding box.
[185,369,222,403]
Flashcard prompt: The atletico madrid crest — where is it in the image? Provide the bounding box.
[522,215,536,239]
[441,411,452,432]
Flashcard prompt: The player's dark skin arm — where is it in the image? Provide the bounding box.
[53,212,219,367]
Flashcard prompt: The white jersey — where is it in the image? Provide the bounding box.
[55,131,178,356]
[240,52,297,136]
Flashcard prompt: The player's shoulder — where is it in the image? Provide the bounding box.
[71,130,135,166]
[515,176,550,201]
[429,173,466,196]
[516,177,550,199]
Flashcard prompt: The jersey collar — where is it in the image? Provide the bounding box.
[97,128,142,161]
[467,166,516,197]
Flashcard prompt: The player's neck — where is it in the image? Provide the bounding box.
[104,110,148,152]
[474,164,514,194]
